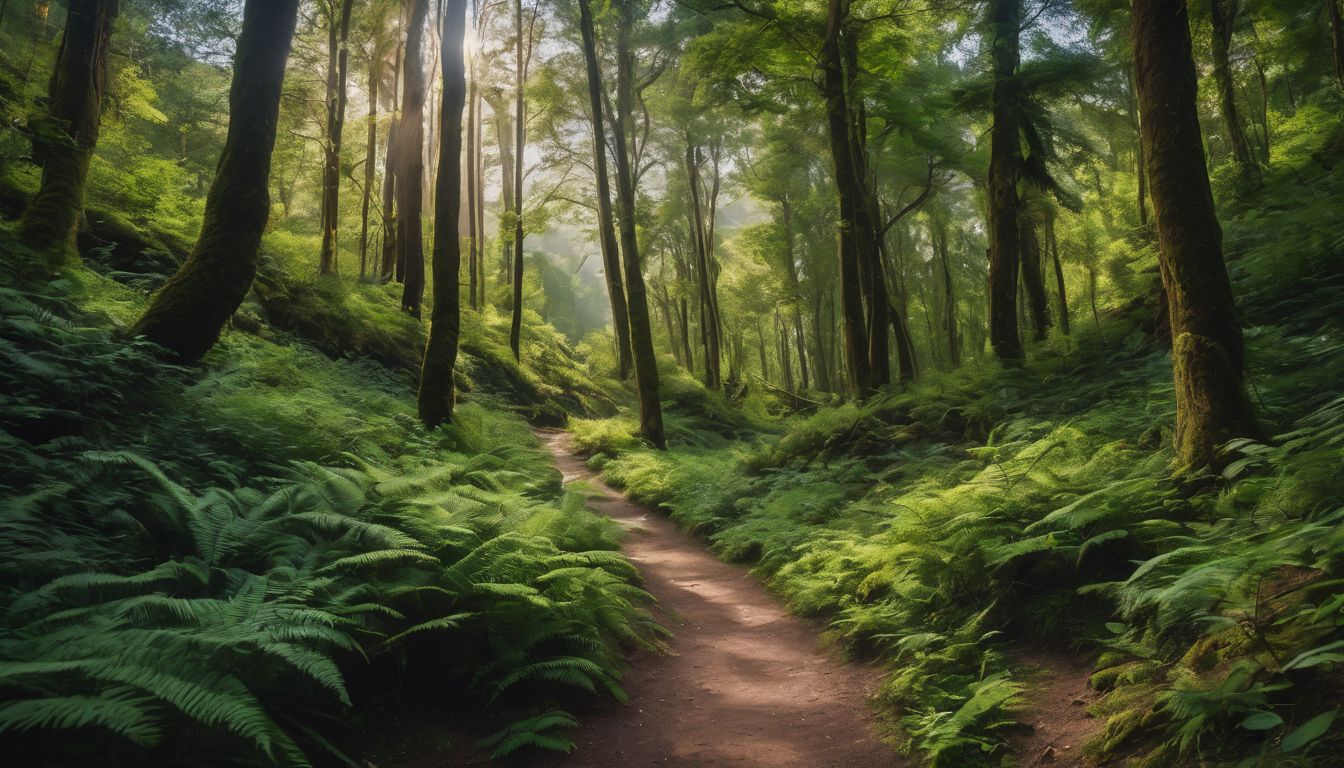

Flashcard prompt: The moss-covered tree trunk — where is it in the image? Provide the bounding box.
[1132,0,1258,469]
[987,0,1024,362]
[397,0,429,317]
[611,0,665,449]
[132,0,299,362]
[578,0,633,380]
[318,0,355,276]
[1210,0,1258,181]
[418,0,466,428]
[18,0,118,261]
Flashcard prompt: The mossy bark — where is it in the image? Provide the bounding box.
[18,0,118,262]
[611,0,665,449]
[131,0,299,362]
[578,0,633,380]
[986,0,1024,362]
[1132,0,1258,469]
[417,0,467,428]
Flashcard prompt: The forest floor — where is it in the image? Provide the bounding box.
[527,430,899,768]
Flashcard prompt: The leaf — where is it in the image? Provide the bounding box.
[1239,711,1283,731]
[1282,709,1337,752]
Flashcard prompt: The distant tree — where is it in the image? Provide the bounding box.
[132,0,301,361]
[1131,0,1258,468]
[985,0,1024,361]
[577,0,634,380]
[418,0,467,428]
[396,0,429,316]
[318,0,356,275]
[1209,0,1259,181]
[610,0,665,448]
[18,0,119,261]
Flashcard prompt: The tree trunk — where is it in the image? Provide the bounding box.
[508,0,527,359]
[380,36,403,282]
[466,65,478,308]
[491,97,515,285]
[318,0,355,275]
[19,0,118,260]
[686,141,722,390]
[1047,215,1070,335]
[1330,0,1344,88]
[1210,0,1259,181]
[359,51,378,281]
[133,0,299,361]
[1019,208,1050,340]
[475,82,486,308]
[611,0,665,448]
[578,0,633,379]
[821,0,872,395]
[987,0,1024,361]
[418,0,466,428]
[934,218,961,367]
[1133,0,1258,468]
[397,0,429,316]
[780,196,809,391]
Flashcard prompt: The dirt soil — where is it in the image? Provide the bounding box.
[529,431,901,768]
[1006,650,1102,768]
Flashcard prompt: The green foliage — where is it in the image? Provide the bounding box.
[0,270,659,765]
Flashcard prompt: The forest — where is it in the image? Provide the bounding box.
[1,0,1342,765]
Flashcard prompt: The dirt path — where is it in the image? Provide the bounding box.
[532,431,900,768]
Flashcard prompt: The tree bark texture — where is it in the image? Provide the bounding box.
[611,0,665,448]
[418,0,467,428]
[1132,0,1258,468]
[397,0,429,316]
[133,0,299,362]
[318,0,355,275]
[987,0,1025,361]
[578,0,634,379]
[19,0,119,260]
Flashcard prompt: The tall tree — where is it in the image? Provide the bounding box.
[986,0,1025,361]
[318,0,356,275]
[133,0,301,361]
[578,0,634,380]
[1330,0,1344,88]
[397,0,429,316]
[1209,0,1259,181]
[359,44,380,280]
[18,0,119,260]
[1132,0,1257,468]
[820,0,872,395]
[419,0,467,428]
[380,31,403,282]
[611,0,665,448]
[508,0,530,359]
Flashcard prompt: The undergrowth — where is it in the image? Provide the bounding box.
[575,152,1344,767]
[0,238,663,765]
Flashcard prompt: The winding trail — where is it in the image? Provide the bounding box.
[531,431,901,768]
